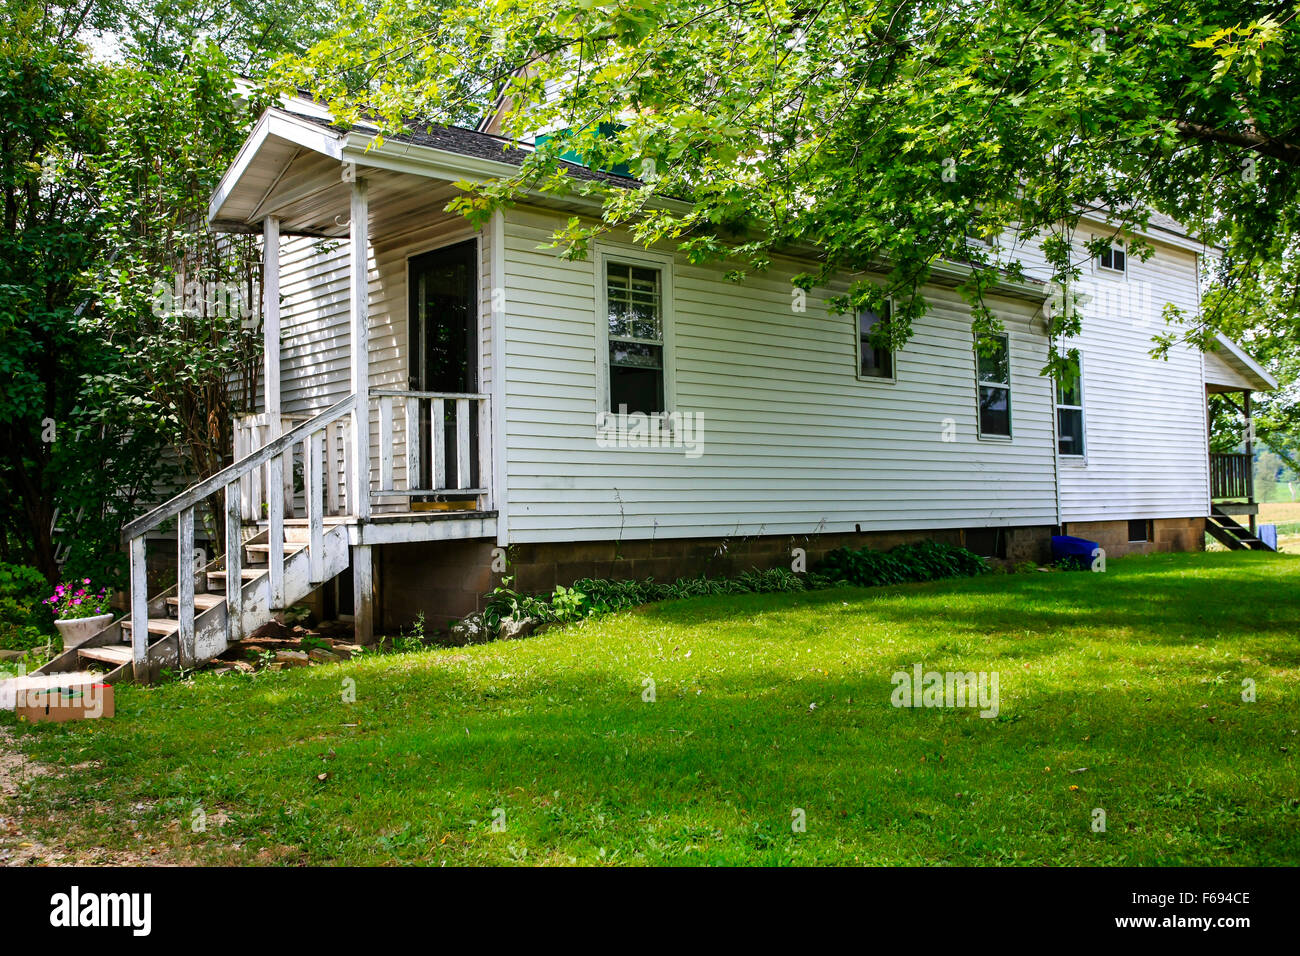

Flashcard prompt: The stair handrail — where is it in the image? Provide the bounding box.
[121,394,356,542]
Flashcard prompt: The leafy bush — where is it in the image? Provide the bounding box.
[0,562,56,652]
[816,540,989,587]
[481,543,985,632]
[485,567,813,628]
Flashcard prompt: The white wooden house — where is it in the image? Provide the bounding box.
[36,99,1277,682]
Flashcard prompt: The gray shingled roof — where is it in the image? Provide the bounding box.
[292,112,639,189]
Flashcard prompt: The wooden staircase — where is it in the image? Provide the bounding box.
[1206,505,1275,552]
[34,522,350,684]
[29,397,362,684]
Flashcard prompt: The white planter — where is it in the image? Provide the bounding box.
[53,613,114,650]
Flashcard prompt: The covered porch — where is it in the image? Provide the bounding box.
[1204,333,1278,546]
[208,109,509,643]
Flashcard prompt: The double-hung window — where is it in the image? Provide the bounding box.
[605,261,665,414]
[1056,349,1085,456]
[857,302,895,381]
[975,333,1012,438]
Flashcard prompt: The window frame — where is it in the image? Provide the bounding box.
[1055,348,1087,459]
[1095,238,1127,276]
[973,331,1013,441]
[855,297,898,384]
[594,244,677,423]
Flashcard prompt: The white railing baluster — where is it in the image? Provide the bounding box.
[251,422,264,522]
[379,396,394,491]
[325,419,340,515]
[237,425,251,521]
[308,428,325,584]
[432,398,446,492]
[225,482,243,643]
[267,451,284,609]
[405,397,420,491]
[177,507,195,667]
[478,397,492,510]
[130,534,148,682]
[341,419,353,514]
[456,398,471,490]
[282,445,295,519]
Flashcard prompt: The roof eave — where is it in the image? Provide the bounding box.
[1213,332,1278,391]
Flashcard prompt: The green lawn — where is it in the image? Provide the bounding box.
[3,551,1298,866]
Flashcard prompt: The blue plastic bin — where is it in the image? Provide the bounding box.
[1052,534,1100,570]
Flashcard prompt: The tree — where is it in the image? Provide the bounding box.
[287,0,1300,381]
[0,3,118,582]
[0,0,334,585]
[86,49,267,560]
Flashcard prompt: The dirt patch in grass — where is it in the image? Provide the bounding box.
[0,725,183,866]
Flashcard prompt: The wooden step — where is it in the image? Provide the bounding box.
[207,569,264,590]
[165,593,225,613]
[77,645,132,666]
[244,541,304,564]
[120,618,180,638]
[244,542,306,558]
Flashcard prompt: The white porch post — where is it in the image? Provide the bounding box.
[349,174,374,643]
[263,216,285,609]
[263,216,281,423]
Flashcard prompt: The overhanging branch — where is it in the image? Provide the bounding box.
[1175,119,1300,166]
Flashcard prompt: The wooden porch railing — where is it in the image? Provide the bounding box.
[121,396,358,681]
[234,412,352,523]
[1210,452,1253,501]
[372,390,492,509]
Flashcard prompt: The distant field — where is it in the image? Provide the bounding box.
[1260,501,1300,525]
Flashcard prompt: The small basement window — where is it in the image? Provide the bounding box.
[1127,519,1151,543]
[857,302,895,381]
[975,333,1012,438]
[964,528,1006,560]
[1098,241,1126,274]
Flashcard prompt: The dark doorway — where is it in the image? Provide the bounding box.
[408,240,478,495]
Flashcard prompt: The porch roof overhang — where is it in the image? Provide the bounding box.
[1205,332,1277,393]
[208,107,656,238]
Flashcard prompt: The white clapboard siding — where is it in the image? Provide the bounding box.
[499,206,1059,543]
[1009,224,1210,521]
[278,236,353,413]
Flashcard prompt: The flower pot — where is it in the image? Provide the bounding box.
[53,613,114,650]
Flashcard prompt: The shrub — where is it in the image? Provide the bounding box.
[0,562,57,652]
[486,566,813,628]
[816,539,988,587]
[481,544,984,633]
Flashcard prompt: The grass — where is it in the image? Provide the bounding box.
[2,551,1298,866]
